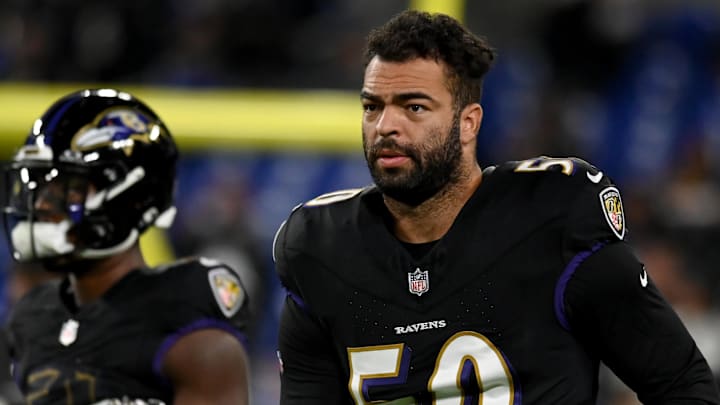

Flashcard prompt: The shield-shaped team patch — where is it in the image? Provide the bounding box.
[208,268,245,318]
[599,186,625,240]
[408,268,429,296]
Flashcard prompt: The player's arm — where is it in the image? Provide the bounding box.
[556,162,719,402]
[564,242,720,403]
[158,259,251,404]
[163,328,249,405]
[278,294,346,404]
[273,214,347,403]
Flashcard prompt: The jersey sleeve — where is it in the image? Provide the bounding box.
[157,258,251,347]
[554,160,719,401]
[273,214,297,295]
[273,210,309,314]
[561,162,626,261]
[502,156,624,260]
[274,201,351,403]
[564,242,720,403]
[278,295,347,404]
[273,203,329,314]
[149,258,251,386]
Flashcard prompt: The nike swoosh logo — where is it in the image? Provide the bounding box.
[640,267,648,288]
[586,171,603,184]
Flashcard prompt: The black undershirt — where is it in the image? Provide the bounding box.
[401,240,438,261]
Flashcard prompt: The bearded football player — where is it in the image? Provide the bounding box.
[273,10,720,404]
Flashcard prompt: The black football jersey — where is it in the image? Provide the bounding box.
[6,257,249,404]
[275,156,719,404]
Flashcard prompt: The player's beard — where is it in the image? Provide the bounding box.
[364,114,462,206]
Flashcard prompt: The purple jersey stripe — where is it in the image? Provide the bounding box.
[554,242,605,331]
[286,288,309,312]
[152,318,248,385]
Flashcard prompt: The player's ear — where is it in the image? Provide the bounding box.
[460,103,482,145]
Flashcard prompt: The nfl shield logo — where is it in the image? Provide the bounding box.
[59,319,79,347]
[408,268,429,296]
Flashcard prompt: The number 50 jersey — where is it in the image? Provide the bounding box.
[274,157,718,404]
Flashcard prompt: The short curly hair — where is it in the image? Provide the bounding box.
[363,10,496,109]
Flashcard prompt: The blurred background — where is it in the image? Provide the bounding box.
[0,0,719,403]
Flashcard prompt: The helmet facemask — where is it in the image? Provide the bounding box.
[4,162,91,262]
[3,158,176,266]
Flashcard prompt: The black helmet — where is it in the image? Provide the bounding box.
[3,88,178,263]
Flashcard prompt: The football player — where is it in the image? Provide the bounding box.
[274,10,720,404]
[3,89,250,404]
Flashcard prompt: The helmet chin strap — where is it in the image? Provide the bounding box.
[78,228,139,259]
[78,206,175,259]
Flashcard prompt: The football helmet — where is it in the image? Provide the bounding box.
[3,89,178,264]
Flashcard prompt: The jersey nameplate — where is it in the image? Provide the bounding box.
[208,268,245,318]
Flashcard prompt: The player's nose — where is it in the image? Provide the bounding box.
[375,106,403,138]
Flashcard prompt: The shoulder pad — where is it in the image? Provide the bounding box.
[302,188,365,207]
[150,257,247,319]
[273,187,372,296]
[497,156,614,193]
[503,156,599,180]
[495,156,626,243]
[273,187,367,264]
[275,187,369,261]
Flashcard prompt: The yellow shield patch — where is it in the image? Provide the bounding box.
[208,268,245,318]
[599,186,625,240]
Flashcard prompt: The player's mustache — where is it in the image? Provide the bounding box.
[368,139,419,162]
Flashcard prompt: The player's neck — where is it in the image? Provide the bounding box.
[385,164,482,243]
[69,246,147,307]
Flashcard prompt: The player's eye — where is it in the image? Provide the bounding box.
[363,103,378,113]
[408,104,425,113]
